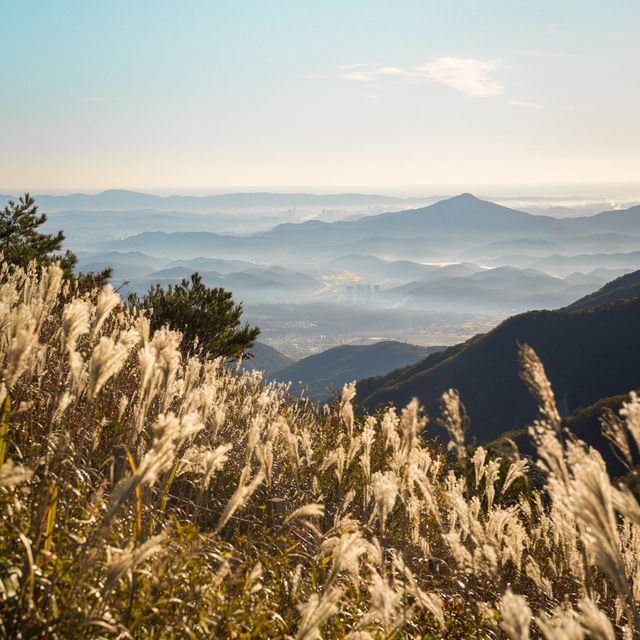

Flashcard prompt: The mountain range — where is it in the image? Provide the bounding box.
[98,193,640,264]
[230,340,444,401]
[0,189,433,213]
[568,269,640,310]
[357,271,640,446]
[381,265,594,313]
[239,343,295,375]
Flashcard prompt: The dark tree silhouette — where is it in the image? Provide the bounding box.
[128,272,260,359]
[0,194,76,275]
[0,194,113,288]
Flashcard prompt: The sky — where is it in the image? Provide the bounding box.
[1,0,639,194]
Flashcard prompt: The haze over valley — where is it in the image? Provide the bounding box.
[4,188,638,360]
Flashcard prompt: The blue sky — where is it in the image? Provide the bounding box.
[1,1,639,193]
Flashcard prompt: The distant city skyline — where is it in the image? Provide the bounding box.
[2,1,639,191]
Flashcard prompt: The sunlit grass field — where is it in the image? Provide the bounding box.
[1,262,638,638]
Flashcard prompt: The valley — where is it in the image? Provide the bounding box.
[7,189,637,361]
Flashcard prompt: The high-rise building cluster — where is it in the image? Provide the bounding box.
[345,283,381,305]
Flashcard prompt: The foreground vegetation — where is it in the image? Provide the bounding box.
[1,262,639,638]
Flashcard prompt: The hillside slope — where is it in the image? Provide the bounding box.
[493,392,638,478]
[573,203,640,234]
[267,192,568,243]
[358,297,640,443]
[568,268,640,310]
[272,341,443,401]
[239,342,296,375]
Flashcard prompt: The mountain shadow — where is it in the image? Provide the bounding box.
[358,290,640,444]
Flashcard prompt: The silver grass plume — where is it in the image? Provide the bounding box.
[536,608,584,640]
[246,561,263,594]
[2,308,38,388]
[367,569,403,630]
[91,284,121,340]
[381,407,400,454]
[503,458,528,493]
[619,391,640,455]
[359,416,376,485]
[472,446,487,488]
[87,329,138,399]
[570,454,638,628]
[104,532,166,594]
[398,398,426,464]
[179,443,232,490]
[392,553,445,629]
[214,470,265,534]
[0,460,33,488]
[295,586,343,640]
[498,588,531,640]
[61,298,91,354]
[106,412,203,521]
[321,529,378,587]
[440,389,466,461]
[578,598,616,640]
[339,381,356,437]
[285,503,325,525]
[369,470,399,535]
[519,343,561,431]
[483,458,501,510]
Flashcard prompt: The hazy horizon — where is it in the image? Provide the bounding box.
[2,183,640,200]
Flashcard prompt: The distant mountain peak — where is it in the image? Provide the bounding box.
[450,192,480,202]
[98,189,145,195]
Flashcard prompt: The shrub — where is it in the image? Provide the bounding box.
[128,272,259,359]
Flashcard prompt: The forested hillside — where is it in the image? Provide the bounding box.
[270,341,441,400]
[568,268,640,309]
[358,294,640,443]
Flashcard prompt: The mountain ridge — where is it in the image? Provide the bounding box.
[270,340,444,401]
[568,269,640,310]
[357,273,640,443]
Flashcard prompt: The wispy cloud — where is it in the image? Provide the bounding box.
[500,99,542,109]
[85,96,105,103]
[373,66,414,77]
[311,57,504,97]
[418,57,502,96]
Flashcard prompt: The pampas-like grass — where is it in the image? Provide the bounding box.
[104,532,166,595]
[440,389,466,462]
[295,587,343,640]
[0,459,32,488]
[499,588,531,640]
[1,264,639,638]
[578,598,616,640]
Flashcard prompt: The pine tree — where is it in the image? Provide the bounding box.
[0,194,113,288]
[0,193,76,275]
[128,272,260,359]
